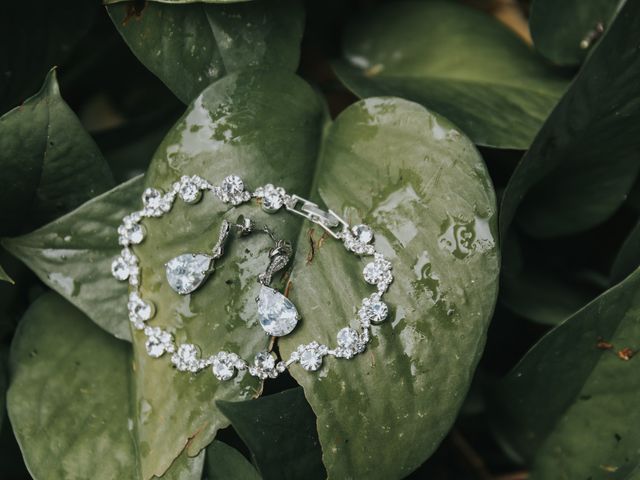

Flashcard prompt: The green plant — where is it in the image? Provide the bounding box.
[0,0,638,479]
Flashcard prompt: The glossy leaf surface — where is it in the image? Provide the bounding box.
[0,70,114,236]
[108,0,304,103]
[2,177,145,341]
[611,220,640,285]
[7,70,499,479]
[530,0,622,66]
[333,0,567,149]
[492,268,640,479]
[7,293,205,480]
[500,0,640,238]
[218,387,324,479]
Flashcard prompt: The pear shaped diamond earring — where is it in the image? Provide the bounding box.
[165,220,232,295]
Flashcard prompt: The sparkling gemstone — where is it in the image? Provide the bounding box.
[179,176,201,203]
[260,184,285,212]
[300,347,323,371]
[111,256,131,281]
[212,353,235,381]
[171,344,200,372]
[352,224,373,244]
[165,253,213,295]
[217,175,249,205]
[363,255,392,285]
[128,293,154,325]
[118,222,145,245]
[359,296,388,325]
[254,351,276,371]
[337,327,359,349]
[145,328,173,358]
[256,286,299,337]
[142,188,172,216]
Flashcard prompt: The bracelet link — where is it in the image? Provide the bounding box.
[285,194,347,239]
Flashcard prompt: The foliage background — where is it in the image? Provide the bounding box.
[1,0,639,479]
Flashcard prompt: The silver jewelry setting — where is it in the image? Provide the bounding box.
[111,174,394,380]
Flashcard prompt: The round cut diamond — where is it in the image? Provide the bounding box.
[128,292,154,326]
[111,256,131,281]
[337,327,359,349]
[254,351,276,371]
[260,184,285,212]
[359,296,388,325]
[352,224,373,244]
[172,344,200,372]
[142,188,172,216]
[145,328,173,358]
[212,352,235,381]
[363,255,392,285]
[118,222,145,245]
[217,175,249,205]
[300,348,323,371]
[179,176,201,203]
[257,286,299,336]
[165,254,213,295]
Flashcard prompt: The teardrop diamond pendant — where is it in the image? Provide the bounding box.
[166,253,214,295]
[256,285,300,337]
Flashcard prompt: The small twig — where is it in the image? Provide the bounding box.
[450,429,494,480]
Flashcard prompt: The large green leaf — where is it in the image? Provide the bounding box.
[530,0,623,66]
[0,69,114,236]
[217,388,324,479]
[500,0,640,239]
[2,176,145,341]
[7,292,205,479]
[107,0,304,104]
[7,70,499,479]
[205,441,261,480]
[491,267,640,479]
[333,0,568,149]
[280,96,499,478]
[611,220,640,285]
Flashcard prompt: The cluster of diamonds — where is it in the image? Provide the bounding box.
[111,175,394,381]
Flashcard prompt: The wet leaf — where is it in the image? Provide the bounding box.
[6,292,205,480]
[107,0,304,104]
[2,176,145,341]
[0,69,115,236]
[530,0,622,66]
[7,70,498,478]
[500,0,640,239]
[491,267,640,479]
[205,441,261,480]
[278,96,499,478]
[217,388,324,479]
[611,220,640,285]
[333,0,568,149]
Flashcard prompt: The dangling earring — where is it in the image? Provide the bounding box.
[164,220,233,295]
[255,228,300,337]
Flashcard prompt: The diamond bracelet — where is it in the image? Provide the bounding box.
[111,175,393,381]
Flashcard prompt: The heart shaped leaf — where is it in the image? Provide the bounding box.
[491,267,640,479]
[530,0,622,66]
[0,69,114,236]
[7,292,205,479]
[108,0,304,104]
[217,387,325,479]
[500,0,640,239]
[2,176,145,341]
[333,0,568,149]
[206,441,261,480]
[279,97,499,478]
[6,70,499,478]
